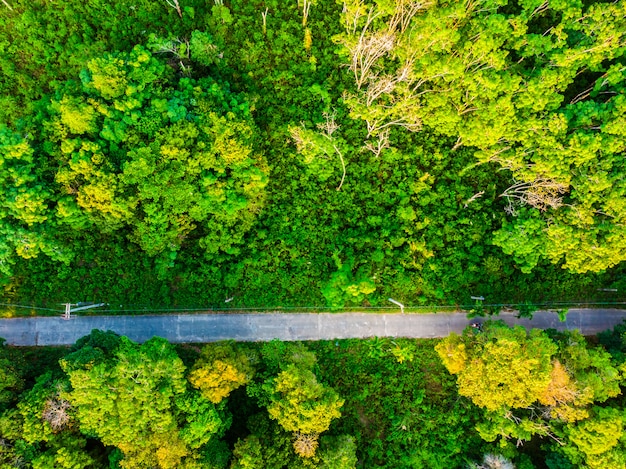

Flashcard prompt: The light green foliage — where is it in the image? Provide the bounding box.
[554,330,623,406]
[230,411,356,469]
[322,260,376,309]
[439,323,626,465]
[240,342,347,462]
[62,334,226,469]
[190,31,219,66]
[336,0,626,273]
[0,126,71,277]
[317,435,357,469]
[562,407,626,469]
[15,372,98,469]
[14,46,270,276]
[267,365,344,436]
[55,97,99,135]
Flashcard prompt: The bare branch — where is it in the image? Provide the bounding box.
[464,191,485,208]
[299,0,312,27]
[334,143,347,191]
[501,178,569,213]
[262,8,269,35]
[316,110,340,138]
[293,432,319,458]
[165,0,183,18]
[363,128,390,157]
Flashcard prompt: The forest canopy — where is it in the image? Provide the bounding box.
[0,0,625,310]
[2,322,626,468]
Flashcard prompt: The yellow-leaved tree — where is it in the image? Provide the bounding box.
[436,322,624,450]
[188,342,255,404]
[436,323,556,412]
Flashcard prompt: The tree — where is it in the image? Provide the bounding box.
[561,407,626,469]
[436,322,556,412]
[16,372,101,469]
[0,127,71,279]
[7,45,268,277]
[335,0,626,273]
[317,435,357,469]
[469,454,516,469]
[61,333,227,469]
[438,323,625,453]
[267,365,344,457]
[0,338,23,411]
[188,342,255,404]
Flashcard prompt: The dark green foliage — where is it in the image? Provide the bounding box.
[598,319,626,361]
[311,338,486,468]
[0,339,24,411]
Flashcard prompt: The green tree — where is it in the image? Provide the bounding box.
[7,45,268,278]
[267,365,344,457]
[561,407,626,469]
[0,338,23,411]
[61,333,227,469]
[15,372,101,469]
[336,0,626,273]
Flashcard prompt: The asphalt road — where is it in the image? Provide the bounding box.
[1,309,625,346]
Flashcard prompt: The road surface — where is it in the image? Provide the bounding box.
[0,309,625,346]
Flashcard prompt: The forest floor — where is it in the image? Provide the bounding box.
[1,309,625,346]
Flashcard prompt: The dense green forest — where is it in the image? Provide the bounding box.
[2,322,626,468]
[1,0,626,311]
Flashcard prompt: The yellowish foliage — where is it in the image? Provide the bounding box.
[189,359,249,404]
[457,338,553,411]
[434,334,467,374]
[538,360,589,422]
[188,344,254,404]
[268,366,343,436]
[154,433,189,469]
[304,28,312,52]
[551,404,590,422]
[58,97,98,135]
[539,360,577,407]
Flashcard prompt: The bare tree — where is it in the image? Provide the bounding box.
[463,191,485,208]
[316,110,340,137]
[290,112,347,191]
[261,8,269,35]
[501,178,568,215]
[317,111,347,191]
[299,0,314,27]
[340,0,430,89]
[153,37,190,59]
[42,396,73,432]
[293,432,319,458]
[470,454,516,469]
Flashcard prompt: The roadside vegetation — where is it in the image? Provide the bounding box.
[2,321,626,468]
[1,0,626,310]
